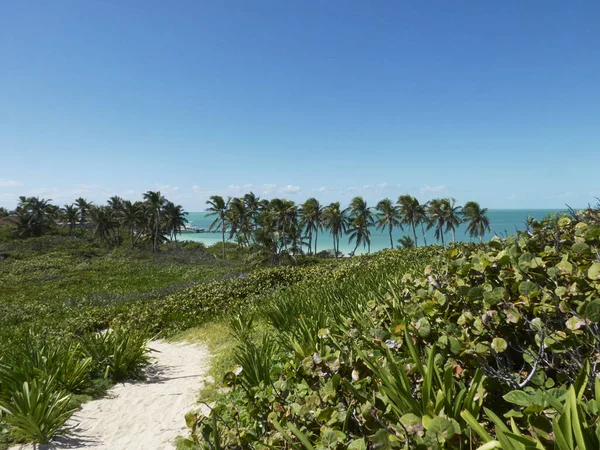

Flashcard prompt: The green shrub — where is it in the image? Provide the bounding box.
[0,377,75,444]
[79,328,151,382]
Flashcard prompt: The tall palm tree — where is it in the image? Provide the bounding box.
[323,202,348,261]
[375,198,402,249]
[61,204,79,235]
[426,198,447,247]
[227,197,253,247]
[206,195,230,259]
[348,215,372,255]
[443,198,462,243]
[75,198,92,228]
[122,200,142,248]
[397,195,421,247]
[89,205,116,243]
[462,201,491,242]
[301,198,323,255]
[142,191,166,252]
[163,201,188,246]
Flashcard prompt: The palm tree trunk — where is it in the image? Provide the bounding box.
[421,223,428,246]
[389,226,393,249]
[221,219,226,259]
[441,230,445,247]
[334,233,337,261]
[412,223,418,247]
[131,226,135,249]
[451,228,456,243]
[308,229,312,256]
[154,212,159,252]
[314,228,318,254]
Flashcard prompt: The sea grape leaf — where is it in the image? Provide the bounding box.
[492,338,508,353]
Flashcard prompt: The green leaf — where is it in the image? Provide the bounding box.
[491,337,508,353]
[519,281,539,297]
[416,317,432,338]
[347,438,367,450]
[503,390,534,407]
[588,262,600,280]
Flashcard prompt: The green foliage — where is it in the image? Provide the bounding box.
[184,208,600,448]
[0,377,75,444]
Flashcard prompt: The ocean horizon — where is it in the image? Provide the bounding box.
[178,209,566,255]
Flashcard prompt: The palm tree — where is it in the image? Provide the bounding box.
[348,215,372,255]
[89,205,116,243]
[15,196,58,237]
[375,198,402,249]
[461,201,490,242]
[301,198,323,255]
[397,195,421,247]
[142,191,166,252]
[75,198,92,228]
[163,201,188,246]
[323,202,348,261]
[443,198,462,243]
[0,207,9,218]
[206,195,230,259]
[61,204,79,235]
[426,198,447,246]
[227,197,253,247]
[398,235,415,248]
[122,200,143,248]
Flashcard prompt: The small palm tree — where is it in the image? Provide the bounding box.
[398,235,415,248]
[61,204,79,235]
[15,196,58,237]
[163,201,188,246]
[375,198,402,249]
[0,207,9,218]
[323,202,348,261]
[142,191,166,252]
[462,201,491,242]
[206,195,230,259]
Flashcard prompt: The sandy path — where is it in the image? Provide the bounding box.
[13,340,212,450]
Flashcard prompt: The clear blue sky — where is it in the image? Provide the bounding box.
[1,0,599,210]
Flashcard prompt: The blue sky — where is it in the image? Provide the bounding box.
[1,0,599,210]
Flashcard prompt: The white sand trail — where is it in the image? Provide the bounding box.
[12,339,212,450]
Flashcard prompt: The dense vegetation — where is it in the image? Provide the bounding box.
[182,205,600,449]
[2,191,597,449]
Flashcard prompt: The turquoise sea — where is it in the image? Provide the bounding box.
[180,209,563,255]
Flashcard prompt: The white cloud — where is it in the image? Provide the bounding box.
[318,186,328,192]
[258,184,276,193]
[280,185,301,195]
[419,185,447,195]
[0,179,23,187]
[506,193,518,200]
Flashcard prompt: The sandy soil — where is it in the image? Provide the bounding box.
[11,339,212,450]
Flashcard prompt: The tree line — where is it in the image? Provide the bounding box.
[2,192,187,252]
[1,192,491,260]
[205,193,491,261]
